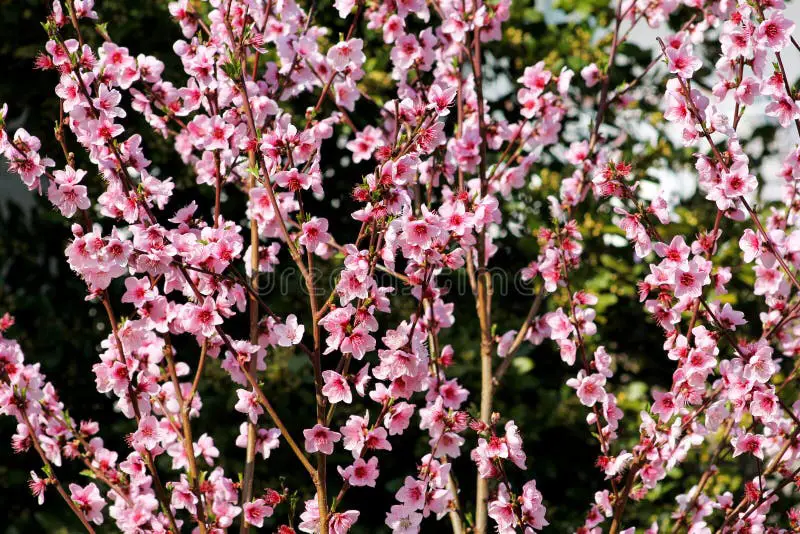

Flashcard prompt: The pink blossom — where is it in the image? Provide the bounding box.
[739,229,762,263]
[28,471,47,505]
[581,63,600,87]
[69,483,106,525]
[338,457,379,487]
[275,314,305,347]
[300,217,332,253]
[131,415,162,451]
[121,277,157,308]
[243,498,274,528]
[327,39,365,72]
[674,259,709,299]
[395,476,426,510]
[666,46,702,78]
[567,372,607,407]
[329,510,360,534]
[303,424,341,455]
[546,308,574,340]
[187,296,223,337]
[48,166,90,217]
[733,433,764,460]
[766,95,800,128]
[758,12,795,50]
[235,389,264,424]
[322,370,352,404]
[651,391,677,422]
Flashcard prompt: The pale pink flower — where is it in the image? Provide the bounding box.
[329,510,360,534]
[275,314,305,347]
[48,166,90,217]
[338,457,379,487]
[546,308,574,340]
[235,389,264,424]
[733,433,764,460]
[385,504,423,533]
[243,498,273,528]
[29,471,47,505]
[132,415,161,451]
[581,63,600,87]
[274,168,312,191]
[674,259,708,299]
[766,95,800,128]
[299,217,332,252]
[327,39,365,71]
[651,391,677,422]
[69,483,106,525]
[121,277,157,308]
[395,476,426,510]
[322,370,352,404]
[666,46,702,78]
[303,424,341,455]
[188,296,223,337]
[758,12,795,50]
[739,229,762,263]
[567,372,607,407]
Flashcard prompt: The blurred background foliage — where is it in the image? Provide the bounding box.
[0,0,795,532]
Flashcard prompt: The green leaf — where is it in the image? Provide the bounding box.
[512,356,535,375]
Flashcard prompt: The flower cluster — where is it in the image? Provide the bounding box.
[4,0,800,532]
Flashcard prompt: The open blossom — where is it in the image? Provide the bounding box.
[274,169,312,191]
[300,217,332,253]
[581,63,600,87]
[186,296,223,337]
[244,499,274,528]
[327,39,365,71]
[303,424,341,455]
[322,370,352,404]
[396,476,426,510]
[567,372,607,407]
[651,391,677,422]
[674,258,709,299]
[235,423,281,459]
[739,229,762,262]
[546,308,574,340]
[338,457,379,487]
[666,46,702,78]
[758,12,795,50]
[721,160,756,198]
[766,95,800,127]
[69,483,106,525]
[47,165,90,218]
[121,276,157,307]
[28,471,47,505]
[235,389,264,424]
[329,510,360,534]
[275,314,305,347]
[132,415,162,451]
[733,433,764,460]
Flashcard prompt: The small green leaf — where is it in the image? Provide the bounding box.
[512,356,535,375]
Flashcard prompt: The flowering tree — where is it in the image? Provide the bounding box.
[3,0,800,532]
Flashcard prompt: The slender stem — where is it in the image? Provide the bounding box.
[492,286,546,387]
[20,410,96,533]
[164,340,208,533]
[469,19,494,533]
[239,127,261,534]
